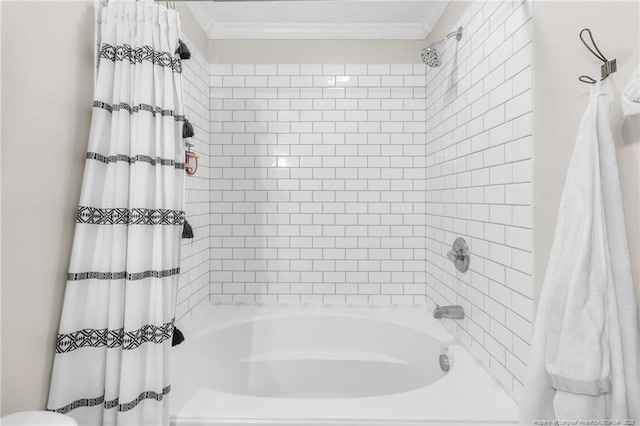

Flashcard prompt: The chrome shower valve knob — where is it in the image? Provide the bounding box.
[446,248,465,261]
[446,237,470,273]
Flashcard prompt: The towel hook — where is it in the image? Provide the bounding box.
[578,28,617,84]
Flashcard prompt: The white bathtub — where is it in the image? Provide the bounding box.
[170,305,518,426]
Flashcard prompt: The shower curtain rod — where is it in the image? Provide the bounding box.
[160,0,424,2]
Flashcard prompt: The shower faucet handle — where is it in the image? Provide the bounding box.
[446,237,470,273]
[447,248,465,262]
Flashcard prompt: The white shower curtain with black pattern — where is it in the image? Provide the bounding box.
[47,1,185,425]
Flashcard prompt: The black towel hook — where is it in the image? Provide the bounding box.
[578,28,617,84]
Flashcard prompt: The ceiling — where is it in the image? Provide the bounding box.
[184,1,449,39]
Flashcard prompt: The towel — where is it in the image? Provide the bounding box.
[622,64,640,116]
[520,82,640,425]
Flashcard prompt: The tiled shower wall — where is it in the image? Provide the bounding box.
[176,35,212,327]
[423,0,533,399]
[208,64,429,305]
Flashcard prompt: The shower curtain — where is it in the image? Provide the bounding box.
[47,1,185,425]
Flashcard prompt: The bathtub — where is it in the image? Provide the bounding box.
[170,305,518,426]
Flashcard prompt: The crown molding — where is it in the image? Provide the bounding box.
[185,2,216,38]
[419,0,448,38]
[185,1,447,40]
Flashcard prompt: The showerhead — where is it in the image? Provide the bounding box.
[421,41,444,67]
[421,26,464,67]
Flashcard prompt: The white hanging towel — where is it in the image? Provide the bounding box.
[520,82,640,425]
[622,64,640,116]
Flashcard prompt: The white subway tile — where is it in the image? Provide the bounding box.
[504,267,533,300]
[484,145,505,167]
[484,105,505,130]
[505,182,532,205]
[389,64,413,75]
[489,164,513,185]
[232,64,254,76]
[323,64,345,75]
[345,64,368,75]
[505,226,532,251]
[505,43,532,79]
[381,76,404,87]
[505,136,532,162]
[313,76,336,87]
[484,64,505,93]
[489,38,513,71]
[512,160,532,183]
[506,2,532,37]
[505,89,532,121]
[484,333,507,365]
[511,292,533,323]
[368,64,390,75]
[245,76,268,88]
[359,76,381,87]
[254,64,277,75]
[506,310,532,343]
[268,76,290,87]
[323,87,346,99]
[336,75,357,88]
[490,204,512,225]
[222,76,245,87]
[512,334,531,364]
[300,64,322,75]
[404,75,426,87]
[291,76,313,87]
[278,64,300,75]
[490,318,513,350]
[512,66,532,95]
[284,104,305,118]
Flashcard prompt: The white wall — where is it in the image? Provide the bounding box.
[533,1,640,309]
[208,40,428,65]
[423,0,534,400]
[0,0,5,411]
[1,1,95,415]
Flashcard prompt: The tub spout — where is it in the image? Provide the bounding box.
[433,305,465,320]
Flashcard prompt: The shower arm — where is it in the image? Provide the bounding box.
[443,27,464,42]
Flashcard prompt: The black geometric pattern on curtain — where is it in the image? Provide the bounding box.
[67,268,181,282]
[76,207,185,226]
[51,385,172,415]
[55,319,176,353]
[92,101,186,122]
[99,43,182,73]
[86,152,186,169]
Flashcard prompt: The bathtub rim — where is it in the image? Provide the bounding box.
[179,303,457,345]
[170,417,517,426]
[170,303,519,426]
